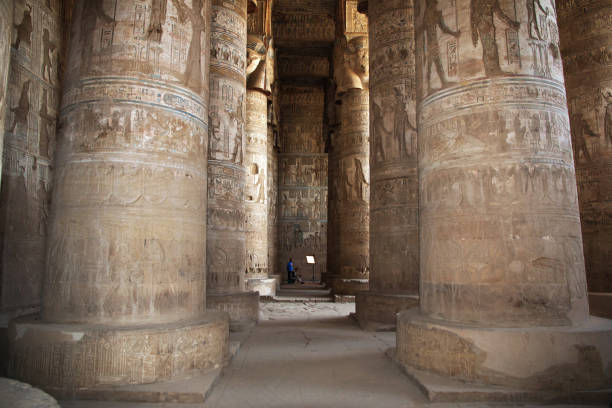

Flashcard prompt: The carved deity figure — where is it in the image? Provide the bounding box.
[39,88,56,158]
[246,35,268,92]
[172,0,206,93]
[420,0,460,93]
[372,101,388,162]
[147,0,167,42]
[334,36,369,94]
[10,80,30,134]
[348,157,368,202]
[41,29,57,84]
[393,87,417,158]
[80,1,114,75]
[527,0,547,40]
[603,90,612,147]
[571,113,597,163]
[470,0,519,76]
[13,4,32,50]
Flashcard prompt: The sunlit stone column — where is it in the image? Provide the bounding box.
[206,0,259,325]
[559,0,612,319]
[0,0,12,186]
[9,0,228,391]
[328,36,370,296]
[396,0,612,393]
[355,0,419,329]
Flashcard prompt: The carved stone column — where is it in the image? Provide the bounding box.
[206,0,259,326]
[396,0,612,394]
[328,36,370,296]
[8,0,228,392]
[0,0,12,186]
[559,0,612,319]
[0,0,62,328]
[355,0,419,329]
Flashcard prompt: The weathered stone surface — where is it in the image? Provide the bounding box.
[207,0,248,296]
[8,312,229,391]
[415,0,588,327]
[558,0,612,294]
[0,0,13,186]
[0,377,60,408]
[246,278,275,296]
[272,0,335,47]
[329,83,370,293]
[367,0,418,297]
[0,0,62,323]
[245,89,269,281]
[41,0,211,324]
[397,309,612,391]
[279,86,328,282]
[207,292,259,323]
[355,292,418,328]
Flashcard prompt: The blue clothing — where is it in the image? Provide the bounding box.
[287,261,294,272]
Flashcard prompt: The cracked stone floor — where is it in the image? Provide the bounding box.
[62,302,603,408]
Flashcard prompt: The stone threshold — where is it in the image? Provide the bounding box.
[57,323,255,405]
[349,312,396,332]
[385,348,612,404]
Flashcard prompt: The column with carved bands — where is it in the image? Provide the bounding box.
[355,0,420,330]
[396,0,612,395]
[559,0,612,319]
[8,0,229,391]
[206,0,260,325]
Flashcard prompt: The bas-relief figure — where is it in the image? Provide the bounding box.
[559,0,612,293]
[1,0,62,314]
[416,0,588,326]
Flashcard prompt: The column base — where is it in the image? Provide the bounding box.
[8,311,229,393]
[246,278,276,297]
[589,292,612,319]
[269,274,281,290]
[207,292,259,329]
[355,292,419,330]
[327,276,368,295]
[397,309,612,392]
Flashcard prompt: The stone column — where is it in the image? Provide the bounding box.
[0,0,62,329]
[206,0,259,326]
[559,0,612,319]
[328,36,370,296]
[355,0,419,329]
[396,0,612,393]
[0,0,12,187]
[8,0,228,392]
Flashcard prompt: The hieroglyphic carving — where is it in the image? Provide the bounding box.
[207,0,248,295]
[560,0,612,293]
[245,89,269,278]
[368,0,419,295]
[39,0,211,324]
[417,0,588,326]
[279,85,328,280]
[1,0,62,316]
[272,0,335,45]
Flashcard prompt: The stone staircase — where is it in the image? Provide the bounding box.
[263,282,334,302]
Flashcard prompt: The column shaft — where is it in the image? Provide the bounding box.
[245,89,269,279]
[0,0,61,320]
[559,0,612,308]
[356,0,420,328]
[416,0,587,327]
[0,0,13,186]
[207,0,248,294]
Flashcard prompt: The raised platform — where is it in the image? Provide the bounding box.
[207,291,259,329]
[387,348,612,403]
[246,278,276,297]
[8,311,229,396]
[355,292,419,331]
[397,309,612,394]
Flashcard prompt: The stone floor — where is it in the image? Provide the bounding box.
[60,302,607,408]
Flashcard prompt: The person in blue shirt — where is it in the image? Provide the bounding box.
[287,258,295,284]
